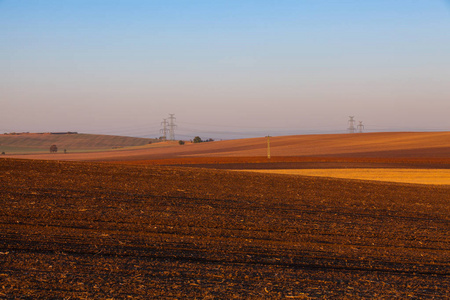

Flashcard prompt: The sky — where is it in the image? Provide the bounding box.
[1,0,450,140]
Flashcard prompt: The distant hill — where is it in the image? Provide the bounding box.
[4,131,450,162]
[0,133,157,154]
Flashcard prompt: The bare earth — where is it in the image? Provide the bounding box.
[1,159,449,299]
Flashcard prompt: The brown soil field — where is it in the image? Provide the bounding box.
[4,132,450,163]
[1,158,449,298]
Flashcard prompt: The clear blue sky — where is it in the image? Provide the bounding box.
[1,0,449,139]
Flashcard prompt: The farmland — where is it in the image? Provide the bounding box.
[243,169,450,185]
[4,131,450,161]
[1,131,449,298]
[1,158,449,298]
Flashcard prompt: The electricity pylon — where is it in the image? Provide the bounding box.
[160,119,168,141]
[168,114,177,141]
[348,116,356,133]
[357,121,364,133]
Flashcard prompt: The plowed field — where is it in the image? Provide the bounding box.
[1,158,449,298]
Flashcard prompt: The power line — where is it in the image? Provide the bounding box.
[177,121,315,130]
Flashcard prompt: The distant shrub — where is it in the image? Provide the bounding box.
[179,140,185,145]
[193,136,214,143]
[193,136,202,143]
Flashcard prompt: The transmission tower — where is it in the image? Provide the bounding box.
[357,121,364,133]
[160,119,168,141]
[168,114,177,141]
[348,116,356,133]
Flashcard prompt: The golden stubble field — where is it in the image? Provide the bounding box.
[243,169,450,185]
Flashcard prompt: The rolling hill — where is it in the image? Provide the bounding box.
[0,132,157,154]
[4,131,449,163]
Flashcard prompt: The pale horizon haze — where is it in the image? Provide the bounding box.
[1,0,450,140]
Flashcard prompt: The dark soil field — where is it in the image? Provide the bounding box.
[1,158,449,299]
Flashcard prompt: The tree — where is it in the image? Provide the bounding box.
[178,140,185,145]
[193,136,203,143]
